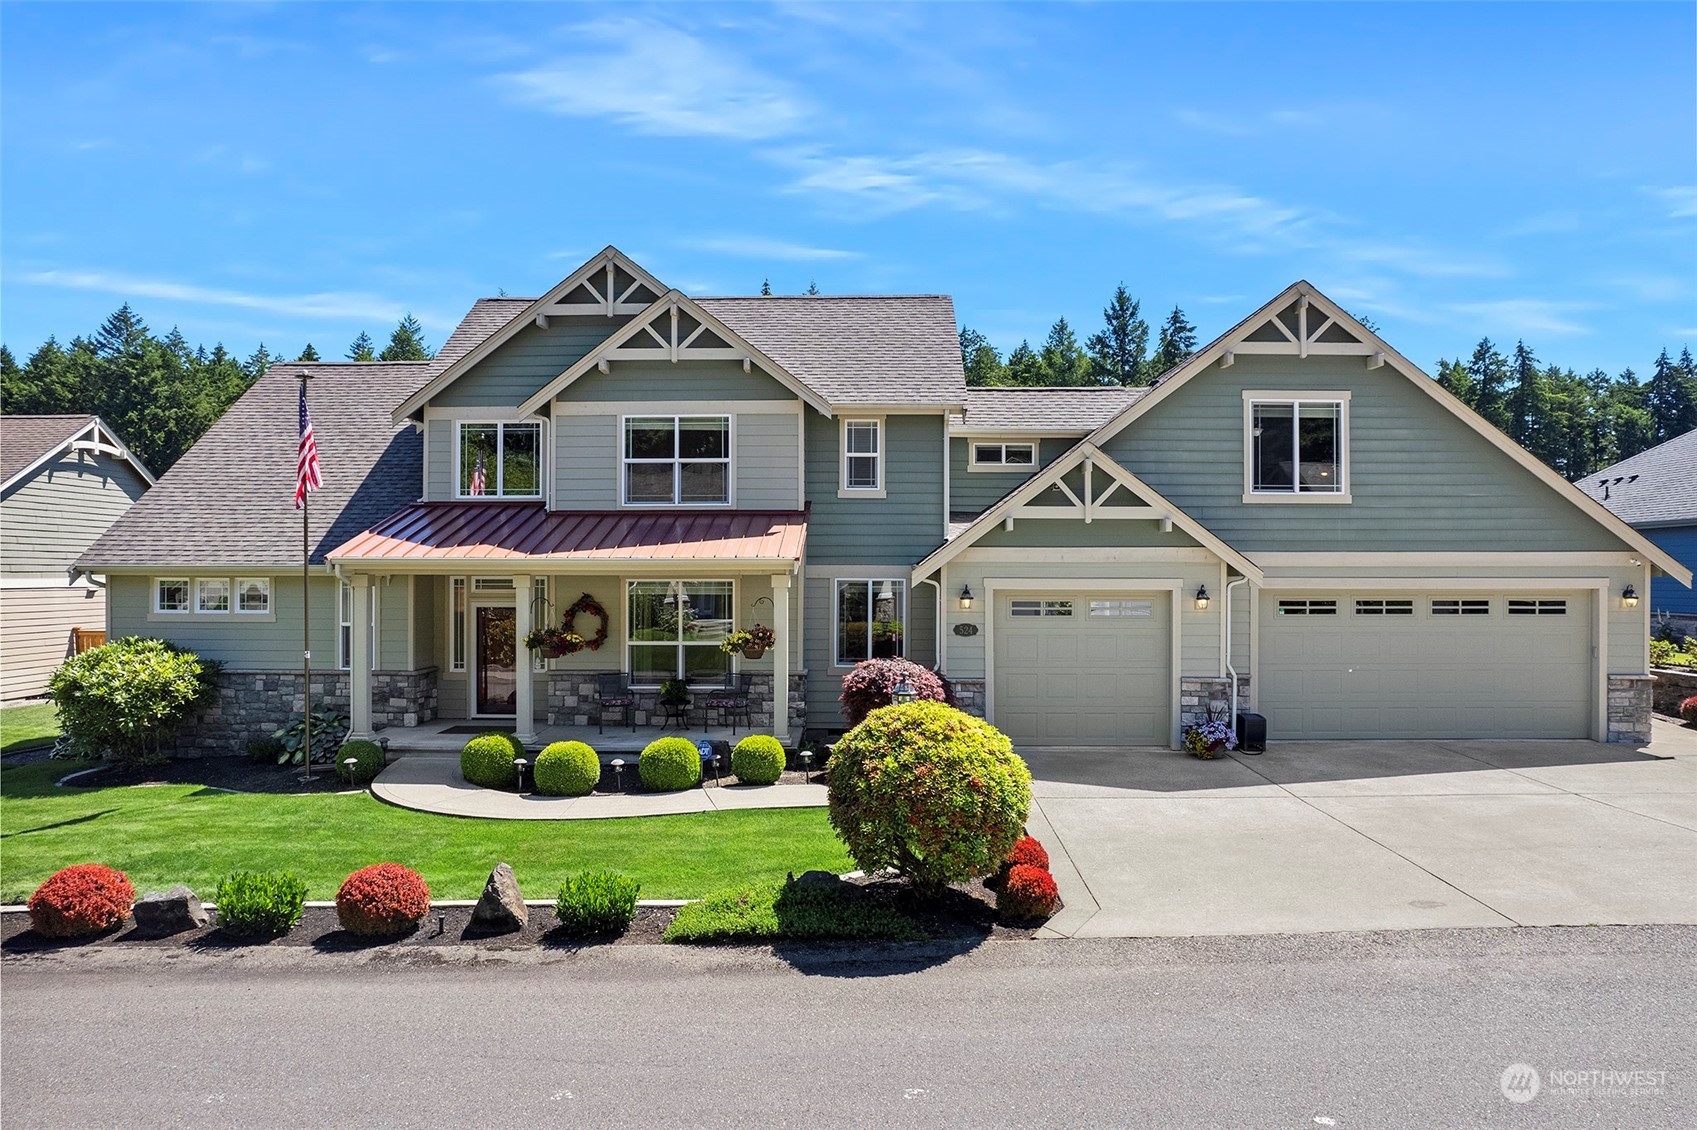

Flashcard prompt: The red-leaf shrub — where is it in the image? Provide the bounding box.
[1681,695,1697,724]
[986,834,1051,890]
[27,864,136,938]
[838,659,948,726]
[997,863,1059,921]
[335,863,432,936]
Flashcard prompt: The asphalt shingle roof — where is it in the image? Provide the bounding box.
[77,364,429,568]
[956,387,1148,431]
[1576,427,1697,527]
[435,298,530,367]
[1,414,96,486]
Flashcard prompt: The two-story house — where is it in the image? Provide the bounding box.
[76,247,1689,751]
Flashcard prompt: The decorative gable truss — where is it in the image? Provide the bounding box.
[2,416,155,493]
[532,259,662,324]
[1220,288,1387,370]
[1017,455,1163,525]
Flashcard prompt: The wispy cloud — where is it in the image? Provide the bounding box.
[683,236,862,261]
[1499,210,1581,237]
[20,269,413,324]
[1449,299,1592,337]
[497,19,806,140]
[1328,242,1507,279]
[1646,185,1697,218]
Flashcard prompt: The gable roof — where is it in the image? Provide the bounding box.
[77,363,429,571]
[1,414,154,492]
[912,440,1264,585]
[955,387,1147,433]
[1080,280,1693,586]
[435,298,530,368]
[1578,428,1697,528]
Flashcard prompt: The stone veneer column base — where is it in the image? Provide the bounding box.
[1179,676,1252,734]
[371,667,439,730]
[546,671,809,741]
[947,678,986,718]
[1607,675,1654,744]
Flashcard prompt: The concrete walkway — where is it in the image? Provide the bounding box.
[1031,718,1697,939]
[372,754,827,820]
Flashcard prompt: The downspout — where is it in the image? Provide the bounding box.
[916,575,942,671]
[1224,576,1248,743]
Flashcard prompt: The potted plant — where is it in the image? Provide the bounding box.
[523,625,585,659]
[658,679,691,707]
[1182,719,1236,760]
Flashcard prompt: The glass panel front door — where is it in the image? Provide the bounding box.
[476,606,517,716]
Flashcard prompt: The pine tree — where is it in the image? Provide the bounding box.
[805,280,820,296]
[1435,358,1475,406]
[347,332,376,362]
[1038,317,1092,386]
[1148,306,1198,378]
[958,327,1006,387]
[1505,341,1547,453]
[1005,340,1043,385]
[378,315,432,362]
[1645,347,1697,443]
[1607,368,1655,461]
[1466,338,1510,433]
[296,343,321,362]
[244,343,273,380]
[760,279,772,296]
[1085,284,1149,386]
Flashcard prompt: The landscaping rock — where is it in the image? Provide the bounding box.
[133,886,208,935]
[470,863,527,933]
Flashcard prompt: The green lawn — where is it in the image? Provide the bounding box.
[0,760,852,903]
[0,702,60,756]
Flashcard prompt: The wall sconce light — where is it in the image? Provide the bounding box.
[1622,584,1638,608]
[1195,585,1211,610]
[959,583,974,610]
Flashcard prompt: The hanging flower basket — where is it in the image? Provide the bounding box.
[721,623,778,660]
[741,642,768,660]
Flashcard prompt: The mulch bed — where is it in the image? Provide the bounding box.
[58,758,351,795]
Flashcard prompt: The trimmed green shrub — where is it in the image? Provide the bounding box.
[461,732,524,789]
[828,701,1032,896]
[535,740,601,797]
[553,870,640,936]
[639,736,701,791]
[48,637,221,764]
[336,740,385,786]
[215,870,308,936]
[662,878,922,943]
[731,734,786,785]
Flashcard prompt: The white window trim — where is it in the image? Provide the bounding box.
[154,578,191,614]
[623,578,737,688]
[838,416,886,499]
[195,577,232,615]
[618,414,734,508]
[234,578,271,615]
[454,419,545,500]
[448,576,468,672]
[968,440,1038,472]
[1241,390,1351,504]
[338,580,378,672]
[833,578,906,667]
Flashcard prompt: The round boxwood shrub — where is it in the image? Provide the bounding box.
[48,637,220,764]
[828,701,1031,896]
[335,863,432,936]
[534,740,601,797]
[997,863,1060,921]
[336,739,385,786]
[215,870,308,936]
[461,731,523,789]
[639,736,702,791]
[27,864,136,938]
[731,734,786,785]
[1681,695,1697,724]
[838,658,948,727]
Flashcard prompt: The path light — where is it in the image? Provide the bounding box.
[1622,584,1639,608]
[611,758,625,790]
[798,749,814,783]
[436,907,446,936]
[958,584,974,611]
[892,678,917,705]
[1195,585,1211,610]
[514,758,528,794]
[343,757,358,782]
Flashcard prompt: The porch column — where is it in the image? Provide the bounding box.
[512,572,538,746]
[348,574,374,739]
[771,572,791,744]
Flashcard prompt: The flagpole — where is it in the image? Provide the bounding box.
[300,372,314,783]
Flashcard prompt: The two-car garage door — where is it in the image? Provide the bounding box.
[1258,591,1593,739]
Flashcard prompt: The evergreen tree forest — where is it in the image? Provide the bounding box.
[1,309,434,474]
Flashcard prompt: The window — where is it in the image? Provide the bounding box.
[1354,599,1413,616]
[1009,599,1074,618]
[971,441,1036,469]
[235,579,270,614]
[338,581,377,671]
[1276,599,1338,616]
[196,578,231,614]
[1089,600,1152,617]
[457,421,542,498]
[532,576,548,673]
[841,419,882,494]
[155,579,189,613]
[836,580,905,664]
[450,577,467,672]
[1433,599,1490,616]
[627,580,733,685]
[473,577,514,591]
[1249,397,1347,497]
[1508,599,1567,616]
[623,416,730,505]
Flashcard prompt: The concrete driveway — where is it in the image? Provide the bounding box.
[1026,718,1697,938]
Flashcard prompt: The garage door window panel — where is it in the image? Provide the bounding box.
[1508,599,1568,615]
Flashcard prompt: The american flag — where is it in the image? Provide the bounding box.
[295,381,322,509]
[470,448,487,496]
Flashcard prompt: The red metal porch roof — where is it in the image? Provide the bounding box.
[328,503,808,565]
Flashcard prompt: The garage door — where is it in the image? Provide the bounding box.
[993,593,1171,746]
[1259,592,1593,739]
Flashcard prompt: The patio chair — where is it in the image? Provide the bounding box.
[596,672,637,734]
[702,672,754,735]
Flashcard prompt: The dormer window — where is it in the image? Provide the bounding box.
[623,416,730,506]
[1244,392,1350,502]
[457,422,542,499]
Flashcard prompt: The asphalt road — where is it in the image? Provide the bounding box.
[3,927,1692,1129]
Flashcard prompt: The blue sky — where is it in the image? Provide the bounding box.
[3,2,1693,375]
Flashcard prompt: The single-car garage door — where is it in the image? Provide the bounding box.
[993,592,1171,746]
[1259,592,1593,739]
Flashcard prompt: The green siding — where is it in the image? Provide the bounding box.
[948,437,1075,517]
[106,574,342,671]
[564,359,792,402]
[432,317,627,408]
[2,453,148,575]
[554,414,618,506]
[804,412,947,563]
[425,419,453,499]
[736,413,801,509]
[378,576,409,669]
[552,408,800,509]
[1100,355,1629,553]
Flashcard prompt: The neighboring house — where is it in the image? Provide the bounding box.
[76,247,1691,750]
[1,415,154,701]
[1578,428,1697,636]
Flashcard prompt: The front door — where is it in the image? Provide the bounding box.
[476,606,517,716]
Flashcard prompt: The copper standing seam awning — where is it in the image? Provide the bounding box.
[326,502,808,569]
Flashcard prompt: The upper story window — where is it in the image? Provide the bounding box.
[623,416,730,506]
[970,441,1035,470]
[840,418,883,496]
[458,421,542,499]
[1246,394,1349,501]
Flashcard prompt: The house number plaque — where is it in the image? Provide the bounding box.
[953,623,979,637]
